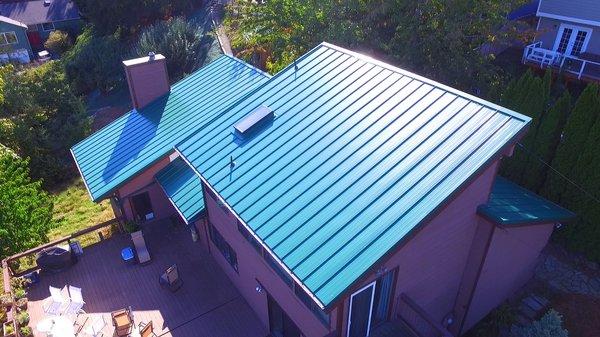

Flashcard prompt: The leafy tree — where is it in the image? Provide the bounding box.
[541,84,600,203]
[525,90,571,192]
[63,26,125,94]
[132,17,213,82]
[0,153,54,260]
[0,62,90,185]
[44,30,73,56]
[73,0,198,36]
[510,310,568,337]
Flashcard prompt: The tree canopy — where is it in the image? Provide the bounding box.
[0,153,54,260]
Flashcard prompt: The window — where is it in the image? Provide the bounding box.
[264,252,293,288]
[237,221,263,254]
[41,22,55,31]
[209,224,238,272]
[0,32,18,46]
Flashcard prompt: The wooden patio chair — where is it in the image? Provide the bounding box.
[111,307,133,337]
[159,264,183,292]
[131,230,151,264]
[138,321,157,337]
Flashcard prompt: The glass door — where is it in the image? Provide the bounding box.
[554,25,592,56]
[268,295,301,337]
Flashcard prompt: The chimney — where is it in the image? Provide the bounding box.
[123,52,170,110]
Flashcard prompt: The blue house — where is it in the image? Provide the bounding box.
[0,15,31,63]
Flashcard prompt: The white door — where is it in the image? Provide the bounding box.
[553,24,593,56]
[347,281,376,337]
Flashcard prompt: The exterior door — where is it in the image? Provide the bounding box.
[554,24,592,56]
[347,282,376,337]
[268,295,301,337]
[131,192,154,221]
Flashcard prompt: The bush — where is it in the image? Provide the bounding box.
[20,326,32,337]
[511,310,569,337]
[132,17,213,81]
[64,26,125,93]
[15,311,28,326]
[123,221,140,234]
[44,30,73,55]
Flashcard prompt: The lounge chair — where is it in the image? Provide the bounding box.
[43,286,69,315]
[64,285,86,315]
[159,264,183,292]
[138,321,157,337]
[82,316,106,337]
[131,230,151,264]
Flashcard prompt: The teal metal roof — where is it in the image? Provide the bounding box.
[156,157,204,224]
[71,55,270,201]
[176,43,532,308]
[478,177,575,226]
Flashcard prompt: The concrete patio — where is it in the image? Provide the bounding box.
[26,219,267,337]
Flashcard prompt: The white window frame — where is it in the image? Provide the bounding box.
[552,23,593,55]
[346,281,376,337]
[0,31,18,46]
[41,22,55,31]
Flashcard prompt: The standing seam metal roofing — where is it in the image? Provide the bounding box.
[176,43,532,308]
[71,55,270,201]
[478,177,575,225]
[155,157,204,224]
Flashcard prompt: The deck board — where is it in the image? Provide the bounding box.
[27,220,267,337]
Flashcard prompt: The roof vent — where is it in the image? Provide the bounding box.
[233,105,274,139]
[44,0,51,6]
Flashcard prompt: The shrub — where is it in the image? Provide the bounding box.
[15,311,28,326]
[64,26,125,93]
[123,221,140,234]
[132,17,213,81]
[12,289,26,300]
[511,310,569,337]
[44,30,73,55]
[20,326,32,337]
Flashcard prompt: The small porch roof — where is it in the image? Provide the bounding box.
[478,177,575,226]
[155,156,204,224]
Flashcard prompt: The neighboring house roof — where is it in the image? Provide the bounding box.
[71,55,270,202]
[156,156,204,224]
[0,0,80,25]
[508,1,539,21]
[176,43,532,308]
[537,0,600,26]
[0,14,26,28]
[478,177,575,226]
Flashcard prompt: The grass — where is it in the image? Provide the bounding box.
[49,178,115,241]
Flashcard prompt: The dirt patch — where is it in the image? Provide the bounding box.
[552,293,600,337]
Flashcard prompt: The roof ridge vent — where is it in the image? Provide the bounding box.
[233,105,274,139]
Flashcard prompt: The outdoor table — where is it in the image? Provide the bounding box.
[36,316,75,337]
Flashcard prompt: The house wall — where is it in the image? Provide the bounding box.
[0,22,32,57]
[202,183,339,337]
[535,17,600,55]
[116,155,178,223]
[462,222,554,331]
[339,160,500,336]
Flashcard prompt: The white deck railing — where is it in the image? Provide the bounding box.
[523,42,600,80]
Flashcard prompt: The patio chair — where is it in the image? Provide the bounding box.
[63,285,86,316]
[138,321,157,337]
[131,230,151,264]
[111,308,133,337]
[159,264,183,292]
[82,316,106,337]
[43,285,69,315]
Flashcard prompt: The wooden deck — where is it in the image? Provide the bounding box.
[27,220,267,337]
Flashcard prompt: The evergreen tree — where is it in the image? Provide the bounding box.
[541,84,600,203]
[524,90,571,192]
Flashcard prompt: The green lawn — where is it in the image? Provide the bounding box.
[49,178,115,241]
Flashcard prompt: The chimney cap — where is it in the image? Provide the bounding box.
[148,52,156,61]
[122,53,165,67]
